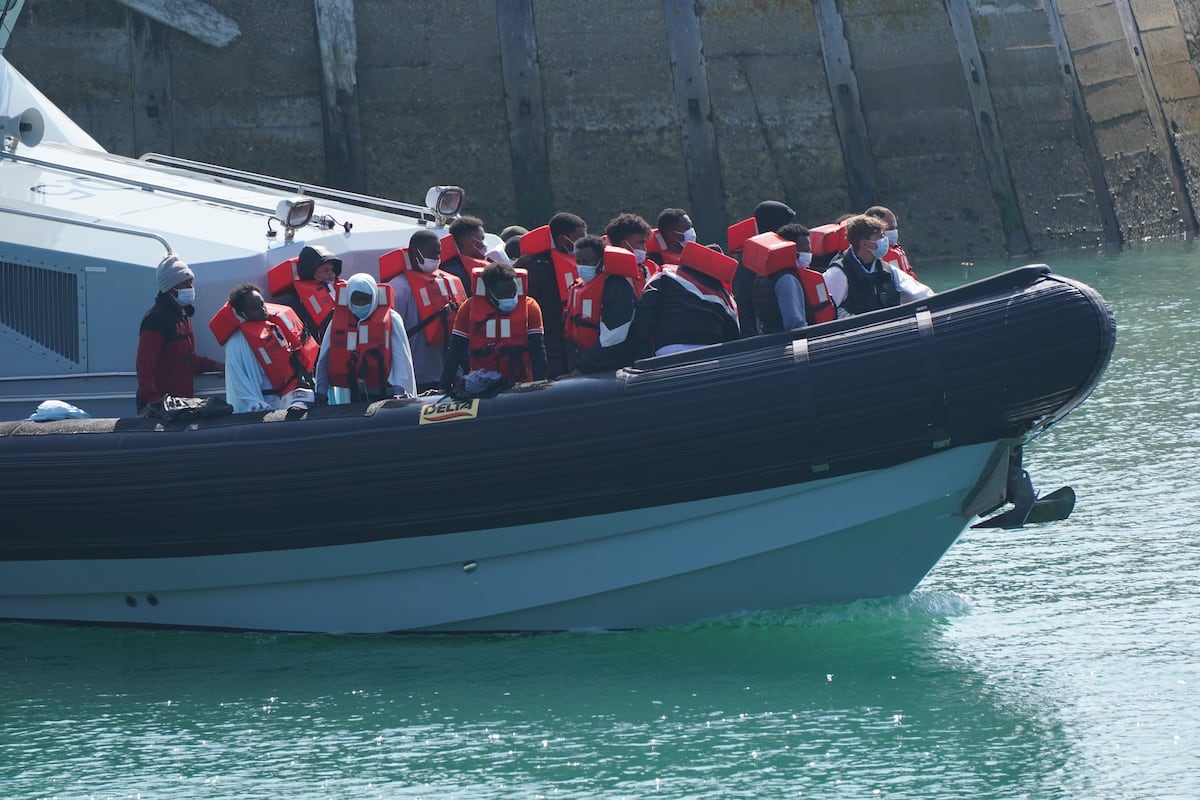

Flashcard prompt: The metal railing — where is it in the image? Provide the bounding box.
[0,205,173,253]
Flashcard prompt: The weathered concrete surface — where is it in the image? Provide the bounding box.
[10,0,1200,259]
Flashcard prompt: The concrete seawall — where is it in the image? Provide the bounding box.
[7,0,1200,261]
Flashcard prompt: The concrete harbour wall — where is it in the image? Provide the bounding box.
[7,0,1200,262]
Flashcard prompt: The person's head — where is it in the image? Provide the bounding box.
[549,212,587,254]
[344,273,379,321]
[481,263,519,313]
[753,201,796,235]
[604,213,652,258]
[156,254,196,306]
[865,205,900,246]
[499,225,528,242]
[408,229,442,273]
[573,235,606,282]
[777,223,812,268]
[504,235,523,261]
[845,214,888,262]
[229,282,268,322]
[450,216,487,260]
[297,245,343,282]
[656,208,694,251]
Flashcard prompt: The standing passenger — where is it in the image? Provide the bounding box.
[135,254,221,414]
[521,211,587,378]
[315,273,417,403]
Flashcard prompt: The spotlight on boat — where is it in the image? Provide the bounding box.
[271,197,316,240]
[0,107,44,152]
[425,185,464,225]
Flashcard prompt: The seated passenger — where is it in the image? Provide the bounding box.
[564,235,641,374]
[439,263,549,395]
[269,244,347,343]
[315,273,417,403]
[135,255,222,414]
[211,283,318,413]
[520,211,587,378]
[604,212,655,287]
[865,204,918,278]
[746,224,835,334]
[646,207,695,267]
[381,229,467,392]
[439,215,491,289]
[731,200,796,337]
[824,215,934,317]
[626,241,740,359]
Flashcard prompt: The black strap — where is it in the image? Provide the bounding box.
[916,308,951,448]
[792,337,828,473]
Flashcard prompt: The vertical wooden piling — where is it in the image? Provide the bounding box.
[662,0,726,244]
[495,0,554,227]
[313,0,364,193]
[129,11,173,157]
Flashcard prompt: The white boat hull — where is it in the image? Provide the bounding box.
[0,441,1006,633]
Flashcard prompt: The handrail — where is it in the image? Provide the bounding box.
[139,152,436,221]
[0,205,172,253]
[0,150,275,216]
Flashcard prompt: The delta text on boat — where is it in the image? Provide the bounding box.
[0,55,1116,633]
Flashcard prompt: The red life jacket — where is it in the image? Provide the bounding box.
[743,231,836,326]
[726,217,758,254]
[439,233,489,273]
[564,248,641,351]
[884,244,917,278]
[809,222,850,257]
[519,225,577,304]
[266,256,344,334]
[209,301,318,394]
[467,267,532,383]
[678,240,738,288]
[647,228,683,265]
[378,247,467,347]
[326,284,395,397]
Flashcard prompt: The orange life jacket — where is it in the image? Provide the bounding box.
[378,247,467,347]
[564,247,641,351]
[809,222,850,257]
[326,284,395,398]
[726,217,758,254]
[678,240,738,288]
[519,225,577,304]
[467,267,532,383]
[742,231,836,326]
[209,301,318,395]
[647,228,683,265]
[266,256,344,336]
[884,245,916,278]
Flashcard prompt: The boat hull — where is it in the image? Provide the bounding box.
[0,441,1006,633]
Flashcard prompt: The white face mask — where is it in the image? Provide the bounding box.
[417,252,439,273]
[682,228,698,244]
[174,288,196,306]
[795,252,813,269]
[885,229,899,246]
[577,265,599,283]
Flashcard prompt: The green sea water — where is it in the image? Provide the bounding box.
[2,241,1197,799]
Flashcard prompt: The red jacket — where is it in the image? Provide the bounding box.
[135,293,219,410]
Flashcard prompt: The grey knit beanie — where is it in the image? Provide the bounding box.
[157,254,195,293]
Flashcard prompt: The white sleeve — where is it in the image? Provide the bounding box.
[224,332,273,413]
[823,265,848,307]
[894,269,935,302]
[388,310,418,396]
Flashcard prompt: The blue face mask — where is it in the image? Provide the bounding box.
[350,302,372,320]
[885,229,899,246]
[577,265,599,283]
[870,238,889,260]
[496,297,518,313]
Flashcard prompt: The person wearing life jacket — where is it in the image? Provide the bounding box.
[438,262,548,395]
[746,224,836,334]
[864,205,918,278]
[824,215,934,317]
[381,229,467,392]
[438,215,491,290]
[603,212,655,288]
[730,200,796,338]
[564,236,642,374]
[521,211,587,378]
[213,283,319,413]
[315,273,417,404]
[626,241,741,359]
[135,255,222,415]
[270,244,347,343]
[645,208,695,267]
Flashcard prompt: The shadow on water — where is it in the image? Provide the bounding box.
[0,592,1076,799]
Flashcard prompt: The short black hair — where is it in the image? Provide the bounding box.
[549,211,587,239]
[481,262,517,292]
[449,215,485,245]
[604,213,652,244]
[776,223,810,244]
[228,282,263,315]
[574,235,605,264]
[409,229,440,250]
[657,208,689,230]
